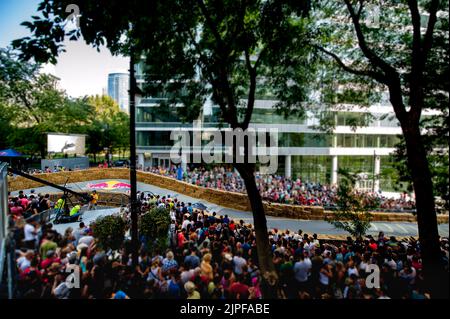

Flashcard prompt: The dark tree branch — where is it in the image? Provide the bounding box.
[254,45,267,71]
[422,0,440,61]
[242,45,257,130]
[315,45,386,83]
[18,92,41,124]
[407,0,440,123]
[408,0,422,59]
[387,78,408,123]
[185,28,233,125]
[356,0,365,19]
[197,0,225,53]
[407,0,425,123]
[343,0,408,122]
[315,43,408,122]
[211,81,236,126]
[197,0,238,127]
[344,0,397,77]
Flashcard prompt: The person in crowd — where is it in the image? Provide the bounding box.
[69,204,82,220]
[88,190,99,210]
[8,181,446,300]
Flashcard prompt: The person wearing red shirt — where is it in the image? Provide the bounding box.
[229,275,249,299]
[10,201,24,218]
[40,251,61,270]
[20,259,42,281]
[19,196,29,210]
[177,230,187,249]
[369,239,378,251]
[411,256,423,271]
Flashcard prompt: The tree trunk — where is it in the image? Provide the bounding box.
[39,141,46,159]
[235,163,279,298]
[402,124,448,298]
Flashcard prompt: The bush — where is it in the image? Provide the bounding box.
[326,169,378,239]
[139,206,171,252]
[92,214,127,250]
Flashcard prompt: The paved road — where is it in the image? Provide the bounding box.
[12,179,449,238]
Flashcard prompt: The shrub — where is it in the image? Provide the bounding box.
[139,206,171,252]
[326,169,378,239]
[92,214,127,250]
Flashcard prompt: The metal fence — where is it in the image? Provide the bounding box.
[0,162,16,299]
[25,208,58,225]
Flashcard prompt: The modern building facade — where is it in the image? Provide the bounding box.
[107,73,129,113]
[133,64,435,193]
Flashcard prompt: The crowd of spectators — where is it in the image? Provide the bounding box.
[8,190,52,221]
[9,164,418,212]
[9,191,448,299]
[142,165,417,211]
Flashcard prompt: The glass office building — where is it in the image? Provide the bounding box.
[108,73,130,114]
[133,64,427,193]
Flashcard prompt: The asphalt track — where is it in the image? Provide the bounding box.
[11,179,449,238]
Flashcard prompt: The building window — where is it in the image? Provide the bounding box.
[137,131,174,147]
[278,133,332,147]
[290,156,331,184]
[136,107,181,123]
[338,156,375,179]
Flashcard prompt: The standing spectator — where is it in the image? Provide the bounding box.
[233,250,247,276]
[184,247,201,270]
[23,220,39,249]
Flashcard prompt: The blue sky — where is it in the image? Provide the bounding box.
[0,0,129,97]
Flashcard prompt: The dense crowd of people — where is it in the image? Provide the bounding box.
[8,164,418,212]
[8,191,448,299]
[143,165,417,211]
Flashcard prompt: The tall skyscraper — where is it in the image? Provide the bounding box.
[107,73,129,113]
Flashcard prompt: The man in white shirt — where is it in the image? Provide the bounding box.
[294,251,312,291]
[78,234,94,247]
[24,220,38,249]
[233,250,247,275]
[72,222,86,246]
[181,216,193,230]
[17,251,34,272]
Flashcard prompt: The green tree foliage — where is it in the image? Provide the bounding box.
[88,95,120,120]
[84,95,130,161]
[92,214,127,251]
[139,206,171,252]
[10,0,315,282]
[311,0,449,296]
[0,48,129,158]
[326,169,379,239]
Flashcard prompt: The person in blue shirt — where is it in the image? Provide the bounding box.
[344,247,355,263]
[184,247,200,269]
[177,166,183,181]
[112,290,130,299]
[167,272,182,299]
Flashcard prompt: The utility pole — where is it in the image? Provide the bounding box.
[129,46,139,267]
